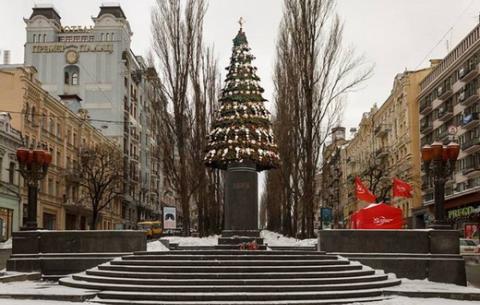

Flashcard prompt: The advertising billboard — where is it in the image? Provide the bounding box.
[163,207,176,229]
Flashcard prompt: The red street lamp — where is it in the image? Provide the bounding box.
[421,141,460,229]
[16,146,51,230]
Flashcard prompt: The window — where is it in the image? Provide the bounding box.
[72,72,79,85]
[8,162,15,184]
[49,118,55,134]
[30,106,36,125]
[48,178,54,195]
[64,65,80,86]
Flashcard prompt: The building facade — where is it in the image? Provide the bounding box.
[23,5,165,227]
[0,64,123,230]
[0,113,22,240]
[343,109,377,222]
[418,23,480,234]
[321,127,348,228]
[338,67,432,227]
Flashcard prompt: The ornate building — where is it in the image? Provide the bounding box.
[418,23,480,232]
[0,65,122,230]
[0,113,22,240]
[23,4,167,227]
[340,66,433,228]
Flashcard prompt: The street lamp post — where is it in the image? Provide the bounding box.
[16,147,52,230]
[421,141,460,229]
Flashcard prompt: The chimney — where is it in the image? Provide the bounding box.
[3,50,10,64]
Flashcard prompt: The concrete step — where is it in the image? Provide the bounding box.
[86,268,375,279]
[61,276,400,293]
[93,296,387,305]
[124,254,337,260]
[96,288,384,302]
[269,246,317,252]
[9,253,127,258]
[70,272,389,286]
[97,263,362,273]
[215,244,268,250]
[218,237,265,245]
[113,259,349,266]
[134,250,326,256]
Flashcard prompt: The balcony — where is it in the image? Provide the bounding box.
[461,112,480,130]
[462,162,480,177]
[420,101,432,115]
[437,106,453,121]
[420,120,433,134]
[458,63,479,82]
[437,86,453,100]
[437,129,449,142]
[459,88,479,107]
[462,138,480,153]
[375,125,390,137]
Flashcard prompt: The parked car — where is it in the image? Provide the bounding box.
[460,238,479,254]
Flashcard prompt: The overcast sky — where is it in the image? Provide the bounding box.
[2,0,480,131]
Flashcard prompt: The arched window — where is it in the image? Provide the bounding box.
[64,65,80,85]
[101,33,104,41]
[33,34,36,43]
[106,33,110,41]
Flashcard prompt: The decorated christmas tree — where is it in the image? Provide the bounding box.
[205,20,280,171]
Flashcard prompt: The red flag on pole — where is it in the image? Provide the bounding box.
[392,178,413,198]
[354,177,377,203]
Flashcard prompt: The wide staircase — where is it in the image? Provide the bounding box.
[60,249,401,304]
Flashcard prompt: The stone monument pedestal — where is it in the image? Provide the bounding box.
[318,229,466,285]
[217,161,265,249]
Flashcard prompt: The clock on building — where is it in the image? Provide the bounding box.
[65,50,79,64]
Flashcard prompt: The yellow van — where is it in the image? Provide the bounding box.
[137,221,162,238]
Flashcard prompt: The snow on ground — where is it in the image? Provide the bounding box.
[393,277,480,293]
[0,280,96,296]
[146,240,170,251]
[354,296,480,304]
[161,235,219,246]
[0,296,478,305]
[261,230,317,247]
[0,239,12,249]
[0,300,96,305]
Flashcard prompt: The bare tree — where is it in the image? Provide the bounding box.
[67,145,124,230]
[266,0,372,237]
[189,44,223,236]
[151,0,207,235]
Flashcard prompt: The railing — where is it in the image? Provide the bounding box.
[463,112,479,123]
[462,138,480,151]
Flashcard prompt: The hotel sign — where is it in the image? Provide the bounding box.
[61,25,94,33]
[32,44,113,54]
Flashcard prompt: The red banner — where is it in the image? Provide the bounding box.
[355,177,376,203]
[392,178,413,198]
[353,203,404,229]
